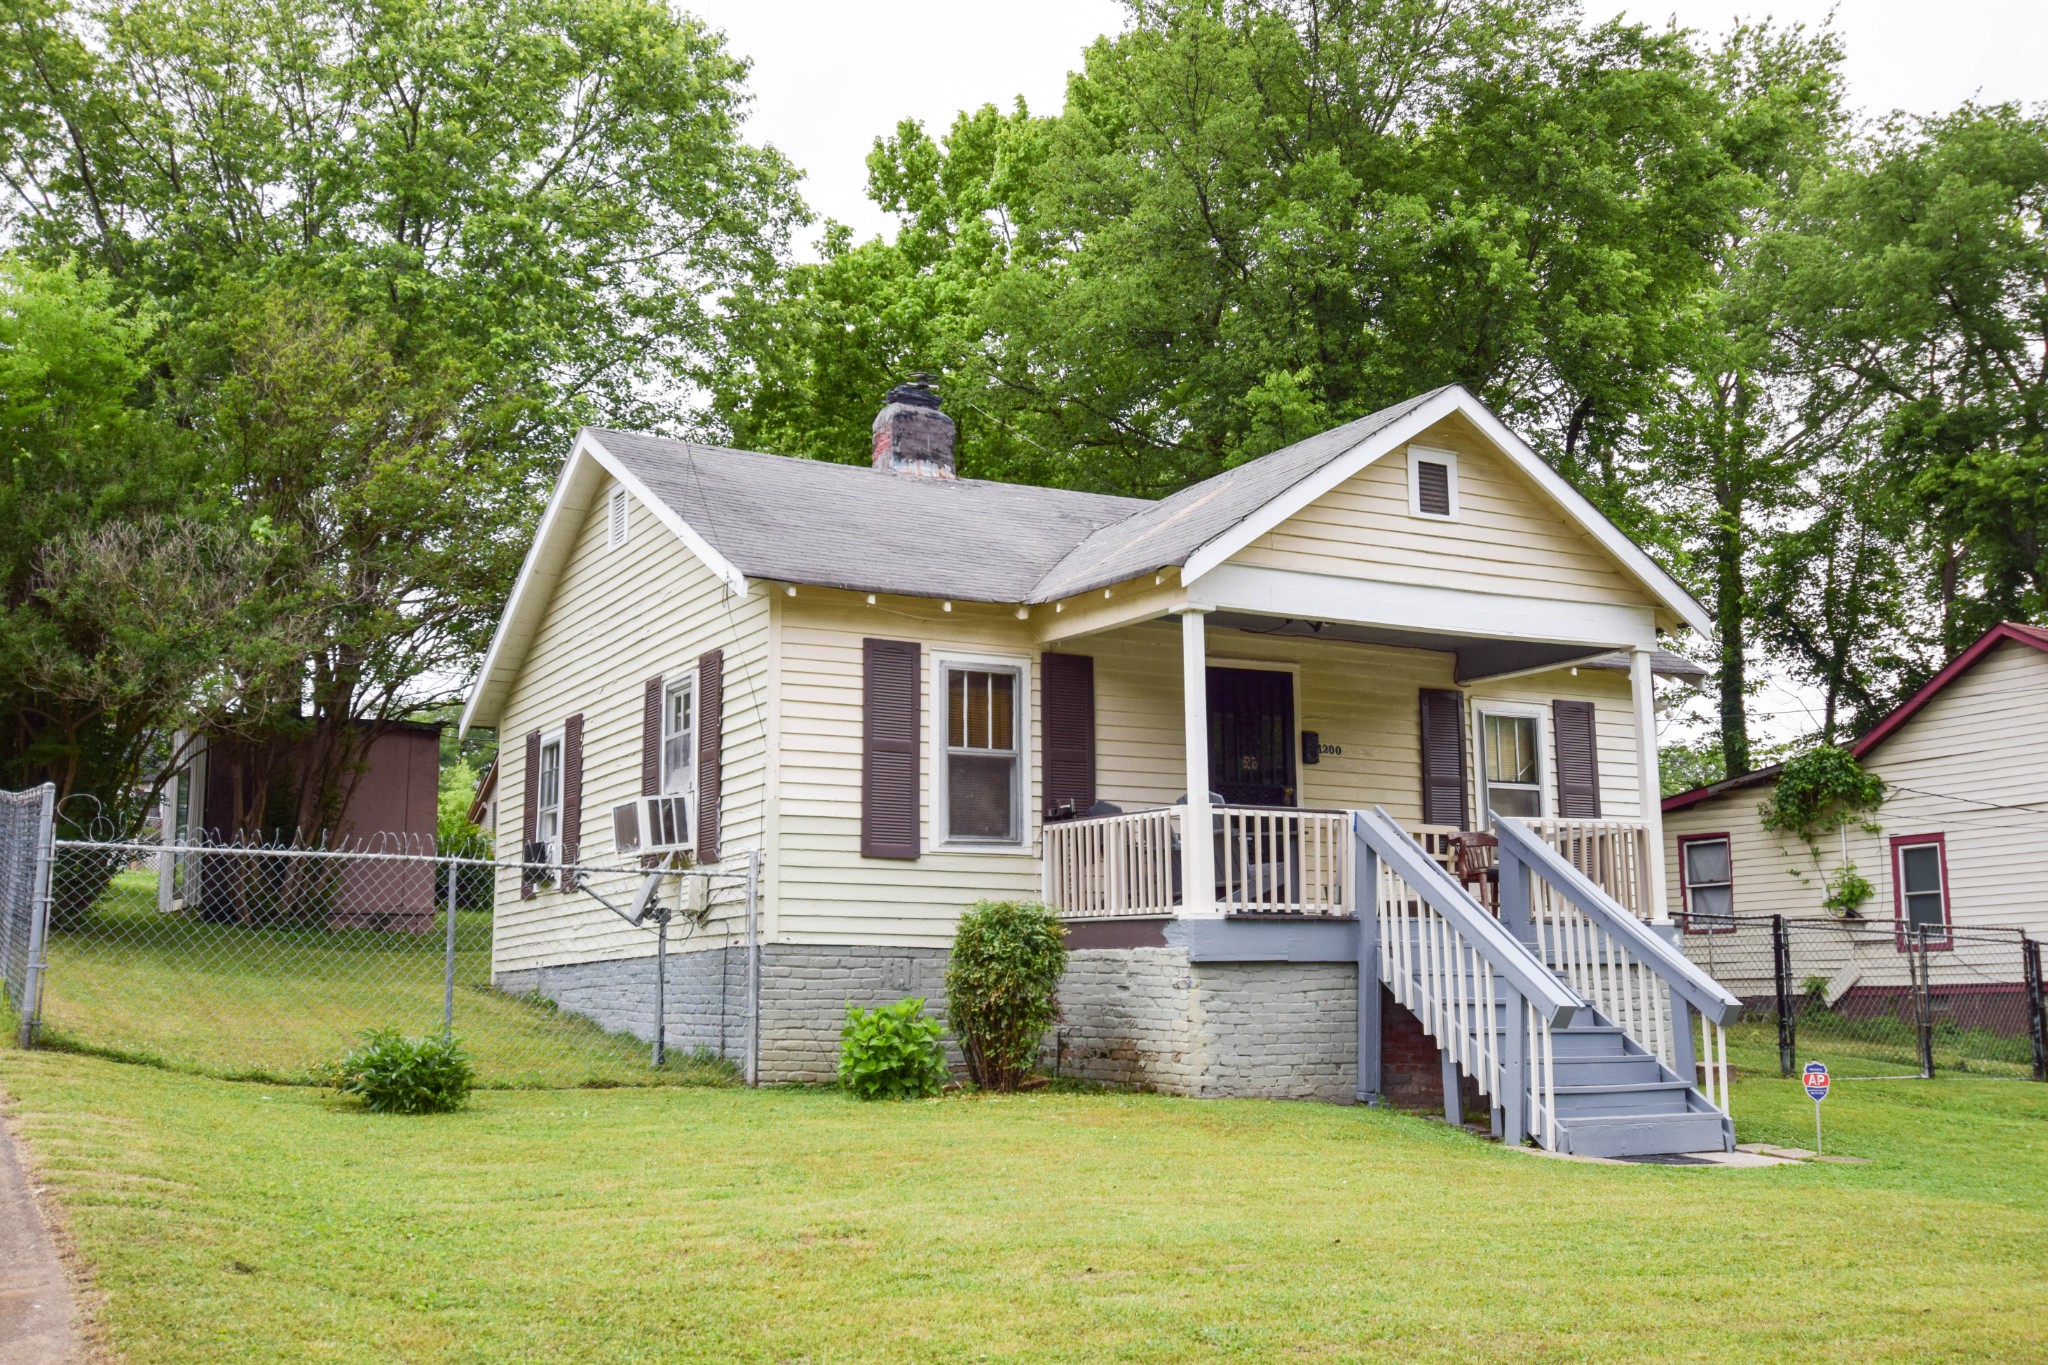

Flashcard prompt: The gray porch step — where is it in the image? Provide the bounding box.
[1556,1111,1732,1159]
[1553,1080,1695,1117]
[1551,1053,1666,1086]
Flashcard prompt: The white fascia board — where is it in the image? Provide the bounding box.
[1179,386,1713,638]
[1179,387,1468,584]
[580,431,750,599]
[1191,564,1659,651]
[459,430,750,737]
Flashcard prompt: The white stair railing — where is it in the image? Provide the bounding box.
[1356,808,1578,1150]
[1042,807,1179,918]
[1495,815,1743,1121]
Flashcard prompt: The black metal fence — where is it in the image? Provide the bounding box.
[1680,913,2048,1081]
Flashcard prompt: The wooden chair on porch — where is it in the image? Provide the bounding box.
[1449,832,1500,914]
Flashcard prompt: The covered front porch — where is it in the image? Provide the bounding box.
[1036,570,1683,924]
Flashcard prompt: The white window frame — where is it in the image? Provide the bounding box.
[1677,833,1736,932]
[535,731,564,873]
[607,484,630,549]
[1471,701,1548,822]
[659,674,698,848]
[930,650,1032,852]
[1407,444,1460,520]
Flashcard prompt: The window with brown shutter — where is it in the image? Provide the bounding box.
[520,729,542,898]
[863,638,921,859]
[1551,699,1601,819]
[560,714,584,888]
[640,676,662,867]
[697,649,723,862]
[1418,689,1469,828]
[1041,652,1096,819]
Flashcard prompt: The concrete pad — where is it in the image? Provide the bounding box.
[1739,1143,1817,1160]
[0,1108,78,1364]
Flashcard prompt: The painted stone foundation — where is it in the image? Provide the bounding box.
[501,938,1460,1100]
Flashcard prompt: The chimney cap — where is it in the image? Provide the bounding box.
[884,372,942,410]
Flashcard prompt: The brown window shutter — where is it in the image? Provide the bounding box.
[559,713,583,888]
[640,676,662,868]
[1040,652,1096,819]
[697,649,723,862]
[862,637,921,859]
[1418,689,1469,828]
[520,729,541,899]
[1552,699,1602,819]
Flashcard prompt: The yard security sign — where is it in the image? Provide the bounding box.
[1804,1061,1830,1154]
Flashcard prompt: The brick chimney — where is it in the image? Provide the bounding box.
[871,374,956,478]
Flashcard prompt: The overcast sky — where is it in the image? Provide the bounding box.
[699,1,2048,245]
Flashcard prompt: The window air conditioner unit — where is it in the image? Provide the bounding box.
[613,794,692,856]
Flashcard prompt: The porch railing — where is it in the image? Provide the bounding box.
[1044,808,1654,920]
[1042,807,1179,919]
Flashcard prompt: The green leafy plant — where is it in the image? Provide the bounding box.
[838,999,948,1101]
[1822,862,1874,917]
[1759,746,1886,850]
[945,900,1068,1092]
[1799,976,1833,1015]
[329,1030,475,1114]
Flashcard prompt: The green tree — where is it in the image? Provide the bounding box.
[0,0,803,832]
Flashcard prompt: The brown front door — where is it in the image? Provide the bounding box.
[1207,666,1295,806]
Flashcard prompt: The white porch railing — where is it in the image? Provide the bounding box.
[1044,809,1653,921]
[1042,808,1179,919]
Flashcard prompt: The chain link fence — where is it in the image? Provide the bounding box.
[1680,912,2048,1082]
[3,785,760,1089]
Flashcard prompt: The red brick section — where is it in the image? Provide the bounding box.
[1377,986,1482,1117]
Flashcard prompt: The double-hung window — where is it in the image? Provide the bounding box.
[1677,834,1735,932]
[662,676,696,804]
[943,662,1022,844]
[1477,710,1543,819]
[1892,835,1951,950]
[535,737,563,868]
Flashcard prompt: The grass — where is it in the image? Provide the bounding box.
[3,1049,2045,1362]
[33,870,721,1088]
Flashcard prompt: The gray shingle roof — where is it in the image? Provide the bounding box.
[591,386,1455,605]
[591,430,1144,603]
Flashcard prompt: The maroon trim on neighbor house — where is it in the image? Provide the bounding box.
[1674,832,1736,934]
[697,649,723,863]
[1890,832,1954,953]
[466,755,497,828]
[1664,622,2048,815]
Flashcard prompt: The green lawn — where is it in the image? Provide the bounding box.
[3,1049,2045,1362]
[31,870,716,1088]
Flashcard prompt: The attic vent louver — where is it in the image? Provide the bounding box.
[871,374,956,479]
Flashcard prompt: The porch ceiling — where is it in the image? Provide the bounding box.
[1205,612,1673,684]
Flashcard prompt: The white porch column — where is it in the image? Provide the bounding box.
[1176,606,1218,917]
[1630,646,1671,921]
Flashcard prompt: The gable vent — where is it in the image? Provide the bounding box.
[1414,457,1453,517]
[607,485,629,548]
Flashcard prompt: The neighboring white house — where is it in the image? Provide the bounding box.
[1663,621,2048,946]
[462,379,1736,1154]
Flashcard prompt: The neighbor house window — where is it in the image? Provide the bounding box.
[536,736,563,867]
[944,662,1022,843]
[1477,710,1542,819]
[662,676,696,800]
[1408,446,1459,518]
[1677,834,1735,933]
[607,485,629,548]
[1892,834,1952,950]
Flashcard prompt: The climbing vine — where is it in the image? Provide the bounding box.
[1760,746,1885,914]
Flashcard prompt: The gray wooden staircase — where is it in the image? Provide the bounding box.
[1358,808,1742,1159]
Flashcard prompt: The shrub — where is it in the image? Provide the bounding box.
[838,998,948,1100]
[1759,745,1885,851]
[331,1029,475,1114]
[945,900,1067,1091]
